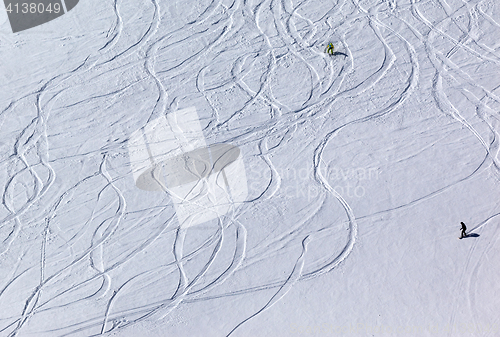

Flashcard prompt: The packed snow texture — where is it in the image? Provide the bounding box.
[1,0,500,336]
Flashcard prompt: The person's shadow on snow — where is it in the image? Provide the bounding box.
[331,51,348,58]
[463,233,480,238]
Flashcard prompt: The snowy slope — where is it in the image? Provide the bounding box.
[1,0,500,336]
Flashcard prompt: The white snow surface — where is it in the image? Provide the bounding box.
[1,0,500,336]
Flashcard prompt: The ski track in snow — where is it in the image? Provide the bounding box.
[0,0,500,335]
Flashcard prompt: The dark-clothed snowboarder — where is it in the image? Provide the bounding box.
[460,222,467,239]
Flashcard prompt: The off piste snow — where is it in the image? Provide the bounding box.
[0,0,499,336]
